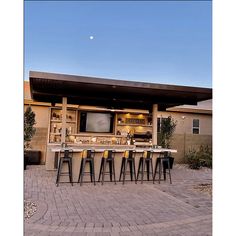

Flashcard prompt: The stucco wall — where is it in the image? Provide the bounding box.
[168,134,212,163]
[157,111,212,135]
[24,105,50,128]
[24,105,50,163]
[156,111,212,163]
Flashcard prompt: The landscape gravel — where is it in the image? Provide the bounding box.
[24,200,37,219]
[193,183,212,196]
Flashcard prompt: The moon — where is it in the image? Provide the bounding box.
[89,36,94,40]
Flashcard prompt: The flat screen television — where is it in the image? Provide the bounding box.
[79,111,114,133]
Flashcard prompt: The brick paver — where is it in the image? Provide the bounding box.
[24,164,212,235]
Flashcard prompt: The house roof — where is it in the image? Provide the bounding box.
[167,99,212,114]
[29,71,212,111]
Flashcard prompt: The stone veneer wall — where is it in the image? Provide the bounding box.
[167,134,212,163]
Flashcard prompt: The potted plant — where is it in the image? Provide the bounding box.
[24,106,36,170]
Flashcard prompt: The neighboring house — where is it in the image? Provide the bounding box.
[160,100,212,161]
[24,81,212,163]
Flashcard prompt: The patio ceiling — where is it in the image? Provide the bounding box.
[29,71,212,111]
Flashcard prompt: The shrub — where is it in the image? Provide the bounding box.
[185,148,201,169]
[186,145,212,169]
[198,145,212,168]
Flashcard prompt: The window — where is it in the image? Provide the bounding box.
[193,119,200,134]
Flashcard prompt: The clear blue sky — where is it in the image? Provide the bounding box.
[24,1,212,88]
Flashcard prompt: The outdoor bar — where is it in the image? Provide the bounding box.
[29,71,212,183]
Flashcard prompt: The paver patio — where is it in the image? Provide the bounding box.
[24,164,212,235]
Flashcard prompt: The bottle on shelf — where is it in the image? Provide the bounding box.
[53,124,57,133]
[126,132,131,145]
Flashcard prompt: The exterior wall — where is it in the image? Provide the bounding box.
[157,111,212,163]
[24,104,50,164]
[156,111,212,135]
[169,134,212,163]
[24,105,50,128]
[24,103,212,165]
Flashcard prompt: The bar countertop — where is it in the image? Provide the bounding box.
[50,145,177,153]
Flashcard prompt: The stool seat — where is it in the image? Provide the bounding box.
[98,150,116,185]
[56,148,73,187]
[153,151,172,184]
[119,150,137,184]
[78,149,96,186]
[137,150,154,183]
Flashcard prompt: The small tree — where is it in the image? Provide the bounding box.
[24,106,36,149]
[159,116,177,148]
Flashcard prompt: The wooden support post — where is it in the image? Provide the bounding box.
[61,97,67,144]
[152,104,158,145]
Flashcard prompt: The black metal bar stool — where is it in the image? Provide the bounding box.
[119,150,137,184]
[56,148,73,187]
[78,149,96,186]
[137,150,154,183]
[153,151,172,184]
[98,150,116,185]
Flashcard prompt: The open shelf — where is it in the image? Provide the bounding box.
[50,119,62,122]
[69,133,126,138]
[51,120,76,123]
[117,124,152,127]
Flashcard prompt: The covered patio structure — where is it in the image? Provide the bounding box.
[29,71,212,146]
